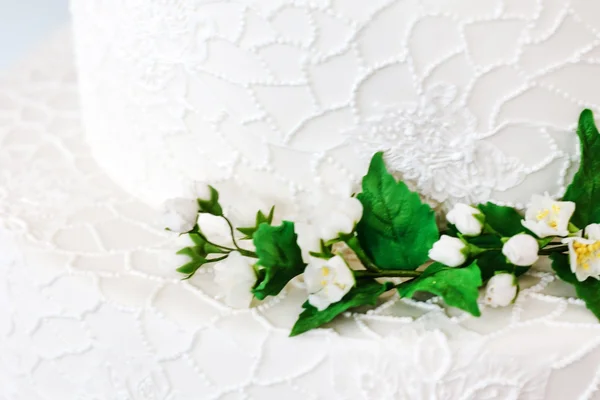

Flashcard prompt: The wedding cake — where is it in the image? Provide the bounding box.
[3,0,600,399]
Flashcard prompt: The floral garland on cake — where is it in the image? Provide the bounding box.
[163,109,600,336]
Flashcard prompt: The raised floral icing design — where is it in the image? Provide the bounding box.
[348,84,524,206]
[165,109,600,336]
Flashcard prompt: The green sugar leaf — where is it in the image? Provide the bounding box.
[197,185,223,216]
[466,234,504,249]
[176,261,203,275]
[551,252,600,320]
[237,206,276,240]
[290,280,393,336]
[357,152,438,270]
[397,262,482,316]
[477,203,524,237]
[252,221,306,300]
[476,250,529,282]
[177,245,211,279]
[563,109,600,227]
[187,233,227,256]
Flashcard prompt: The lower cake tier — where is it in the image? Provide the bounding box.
[2,29,600,400]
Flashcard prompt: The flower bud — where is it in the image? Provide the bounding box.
[484,273,518,307]
[162,198,198,233]
[428,235,467,267]
[502,234,539,266]
[446,203,484,236]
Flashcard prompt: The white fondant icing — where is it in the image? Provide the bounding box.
[71,0,598,220]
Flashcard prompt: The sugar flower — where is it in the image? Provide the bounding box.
[563,224,600,282]
[484,273,518,307]
[162,198,199,233]
[304,255,355,311]
[522,194,575,238]
[428,235,468,267]
[213,251,257,308]
[446,203,484,236]
[502,234,539,266]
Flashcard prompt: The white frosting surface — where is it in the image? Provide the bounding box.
[3,28,600,400]
[70,0,600,218]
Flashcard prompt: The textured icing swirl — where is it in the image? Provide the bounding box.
[71,0,599,218]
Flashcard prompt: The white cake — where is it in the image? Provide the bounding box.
[3,1,600,399]
[70,0,598,216]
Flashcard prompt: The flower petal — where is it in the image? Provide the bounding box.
[586,224,600,241]
[308,292,333,311]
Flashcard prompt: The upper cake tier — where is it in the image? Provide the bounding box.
[71,0,599,218]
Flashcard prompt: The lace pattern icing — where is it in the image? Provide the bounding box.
[2,29,600,399]
[70,0,598,216]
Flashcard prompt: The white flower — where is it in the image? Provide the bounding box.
[484,273,518,307]
[163,232,194,265]
[304,255,355,311]
[294,197,363,263]
[295,222,322,263]
[213,251,257,308]
[446,203,484,236]
[193,182,213,201]
[563,223,600,282]
[162,198,199,233]
[318,197,363,241]
[428,235,467,267]
[197,213,232,247]
[522,194,575,238]
[502,234,539,266]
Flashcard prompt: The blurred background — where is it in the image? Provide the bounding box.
[0,0,69,70]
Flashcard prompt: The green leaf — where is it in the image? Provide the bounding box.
[357,152,438,270]
[187,233,227,256]
[397,262,482,316]
[176,261,203,275]
[176,246,207,261]
[290,280,393,336]
[563,109,600,227]
[198,185,223,216]
[252,221,306,300]
[475,250,528,282]
[345,236,379,272]
[237,206,276,240]
[174,246,210,278]
[551,252,600,320]
[452,226,503,249]
[466,234,503,249]
[477,203,524,237]
[538,237,555,249]
[175,232,230,278]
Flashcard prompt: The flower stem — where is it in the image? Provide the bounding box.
[194,231,237,252]
[222,215,242,249]
[345,236,381,272]
[207,255,229,264]
[354,270,421,279]
[539,245,568,255]
[238,249,258,258]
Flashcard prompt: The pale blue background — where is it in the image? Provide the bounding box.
[0,0,70,69]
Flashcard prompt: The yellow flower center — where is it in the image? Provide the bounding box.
[320,266,332,287]
[574,241,600,269]
[536,205,561,229]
